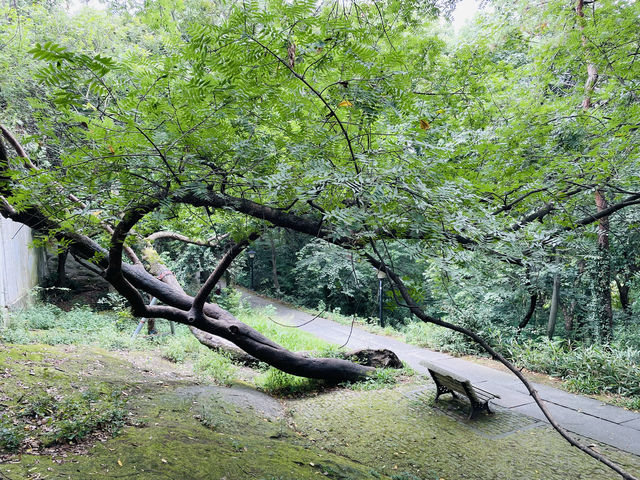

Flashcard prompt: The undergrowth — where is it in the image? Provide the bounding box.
[1,297,397,393]
[505,339,640,397]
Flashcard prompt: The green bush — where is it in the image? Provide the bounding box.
[215,287,244,314]
[0,325,31,344]
[1,304,140,349]
[42,390,127,446]
[22,304,61,330]
[0,415,25,452]
[506,339,640,397]
[1,387,127,452]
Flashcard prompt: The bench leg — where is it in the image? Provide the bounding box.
[434,384,455,403]
[468,404,482,420]
[468,402,494,420]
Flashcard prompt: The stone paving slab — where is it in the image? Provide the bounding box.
[405,386,545,439]
[512,402,640,455]
[620,418,640,430]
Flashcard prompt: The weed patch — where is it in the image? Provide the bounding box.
[256,368,321,396]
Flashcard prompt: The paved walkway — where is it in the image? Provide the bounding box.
[243,290,640,456]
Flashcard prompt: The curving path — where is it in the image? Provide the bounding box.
[241,289,640,456]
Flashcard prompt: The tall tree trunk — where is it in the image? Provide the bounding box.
[615,278,629,311]
[547,273,560,339]
[518,293,537,330]
[595,188,613,341]
[561,299,576,339]
[577,0,611,341]
[54,249,69,288]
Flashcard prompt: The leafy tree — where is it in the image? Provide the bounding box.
[1,1,640,477]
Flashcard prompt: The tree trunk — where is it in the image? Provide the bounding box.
[595,188,613,341]
[517,293,538,330]
[615,278,630,312]
[562,299,577,339]
[547,273,560,339]
[577,0,611,342]
[54,249,69,288]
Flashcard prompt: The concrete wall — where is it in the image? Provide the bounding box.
[0,216,45,312]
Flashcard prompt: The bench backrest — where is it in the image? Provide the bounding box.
[429,368,482,404]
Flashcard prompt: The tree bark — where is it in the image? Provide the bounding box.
[615,279,631,315]
[54,249,69,288]
[547,273,560,339]
[576,1,612,342]
[595,188,613,341]
[562,299,577,339]
[518,294,538,330]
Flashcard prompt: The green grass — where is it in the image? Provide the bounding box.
[236,305,333,353]
[193,350,236,386]
[256,367,321,396]
[0,301,359,393]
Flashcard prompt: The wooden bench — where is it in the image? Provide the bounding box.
[424,362,500,420]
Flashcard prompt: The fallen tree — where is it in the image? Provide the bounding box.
[1,127,638,479]
[1,1,639,477]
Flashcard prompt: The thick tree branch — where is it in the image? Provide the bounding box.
[146,230,229,247]
[188,233,259,323]
[518,293,538,330]
[492,188,548,215]
[0,191,372,382]
[573,193,640,226]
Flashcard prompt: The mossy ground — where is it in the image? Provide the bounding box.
[1,343,639,480]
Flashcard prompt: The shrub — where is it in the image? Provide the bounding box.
[506,339,640,397]
[22,304,61,330]
[0,415,24,452]
[1,387,127,452]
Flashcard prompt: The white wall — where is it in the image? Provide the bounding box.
[0,216,44,311]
